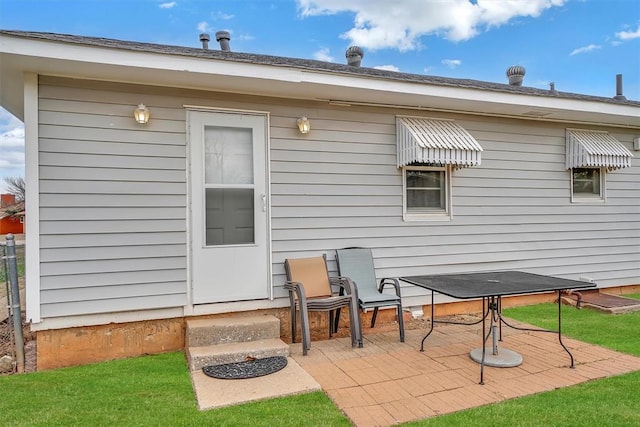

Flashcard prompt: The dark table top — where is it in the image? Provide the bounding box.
[400,271,596,299]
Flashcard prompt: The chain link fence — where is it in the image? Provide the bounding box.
[1,234,27,374]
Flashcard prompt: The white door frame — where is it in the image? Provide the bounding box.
[186,106,272,305]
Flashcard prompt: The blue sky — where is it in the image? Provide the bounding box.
[1,0,639,192]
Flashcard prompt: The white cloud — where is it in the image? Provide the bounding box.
[442,59,461,68]
[235,33,255,42]
[570,44,601,56]
[213,11,234,20]
[313,47,335,62]
[374,65,400,72]
[0,109,24,150]
[159,2,176,9]
[197,21,212,33]
[0,108,25,191]
[616,25,640,41]
[198,13,234,36]
[298,0,566,51]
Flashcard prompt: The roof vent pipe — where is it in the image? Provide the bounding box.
[199,33,210,50]
[613,74,626,101]
[346,46,364,67]
[506,65,526,86]
[216,30,231,52]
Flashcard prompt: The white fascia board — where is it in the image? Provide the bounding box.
[2,34,639,128]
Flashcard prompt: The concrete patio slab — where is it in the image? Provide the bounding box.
[290,319,640,426]
[190,356,321,410]
[190,316,640,426]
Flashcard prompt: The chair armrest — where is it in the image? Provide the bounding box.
[330,276,358,296]
[379,278,402,297]
[330,276,360,305]
[284,280,307,302]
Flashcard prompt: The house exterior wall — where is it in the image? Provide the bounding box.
[35,76,640,325]
[38,78,189,319]
[0,217,24,234]
[1,194,17,207]
[0,194,24,234]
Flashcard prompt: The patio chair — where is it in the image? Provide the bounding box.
[284,255,363,355]
[335,247,405,342]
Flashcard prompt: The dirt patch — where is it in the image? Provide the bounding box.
[0,316,36,374]
[311,312,481,341]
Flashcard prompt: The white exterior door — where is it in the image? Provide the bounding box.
[188,110,270,303]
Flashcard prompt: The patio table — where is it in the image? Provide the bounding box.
[400,271,596,384]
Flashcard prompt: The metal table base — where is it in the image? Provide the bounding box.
[420,290,576,385]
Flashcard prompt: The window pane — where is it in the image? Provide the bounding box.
[407,189,443,209]
[406,170,442,189]
[573,168,600,196]
[205,188,254,246]
[204,126,253,185]
[405,170,446,211]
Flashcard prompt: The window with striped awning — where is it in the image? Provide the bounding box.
[566,129,633,171]
[396,117,483,168]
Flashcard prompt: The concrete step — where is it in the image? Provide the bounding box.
[186,315,280,348]
[187,338,290,371]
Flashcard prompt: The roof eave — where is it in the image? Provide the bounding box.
[1,32,639,128]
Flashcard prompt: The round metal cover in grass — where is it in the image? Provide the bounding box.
[202,356,288,380]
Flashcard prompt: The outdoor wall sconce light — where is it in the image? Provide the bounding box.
[297,116,310,134]
[134,104,150,124]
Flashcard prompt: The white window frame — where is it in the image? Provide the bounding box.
[570,167,606,203]
[402,165,452,221]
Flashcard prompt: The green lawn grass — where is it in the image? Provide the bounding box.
[409,371,640,427]
[0,299,638,426]
[0,352,348,426]
[501,301,640,356]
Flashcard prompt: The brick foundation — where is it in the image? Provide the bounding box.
[35,286,640,370]
[36,318,186,370]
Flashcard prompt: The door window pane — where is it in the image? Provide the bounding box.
[205,188,255,245]
[204,126,253,185]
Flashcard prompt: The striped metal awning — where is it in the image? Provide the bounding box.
[396,117,483,168]
[566,129,633,170]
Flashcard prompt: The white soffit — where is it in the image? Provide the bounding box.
[396,117,483,168]
[2,33,640,128]
[566,129,633,170]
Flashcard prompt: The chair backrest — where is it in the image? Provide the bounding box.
[335,248,379,299]
[284,256,332,298]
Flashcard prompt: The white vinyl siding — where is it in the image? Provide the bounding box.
[38,78,188,318]
[36,76,640,321]
[269,118,639,305]
[269,114,639,305]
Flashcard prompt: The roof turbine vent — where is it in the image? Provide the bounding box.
[215,30,231,52]
[199,33,210,50]
[506,65,526,86]
[346,46,364,67]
